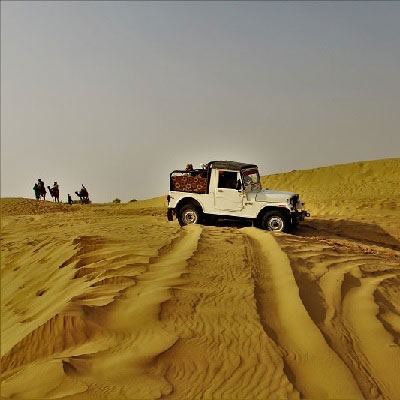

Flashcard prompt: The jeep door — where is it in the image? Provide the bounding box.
[214,170,244,212]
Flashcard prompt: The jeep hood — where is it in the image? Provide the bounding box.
[250,189,296,203]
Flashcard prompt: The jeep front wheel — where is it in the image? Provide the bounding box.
[260,211,287,232]
[178,204,201,226]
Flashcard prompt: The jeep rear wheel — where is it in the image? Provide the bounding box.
[260,211,287,232]
[178,204,201,226]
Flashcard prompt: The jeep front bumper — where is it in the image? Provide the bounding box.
[292,210,310,223]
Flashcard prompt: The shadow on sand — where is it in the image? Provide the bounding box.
[293,218,400,251]
[203,217,400,251]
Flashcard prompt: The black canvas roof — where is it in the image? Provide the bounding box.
[208,161,258,171]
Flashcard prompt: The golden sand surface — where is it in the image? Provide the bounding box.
[1,158,399,399]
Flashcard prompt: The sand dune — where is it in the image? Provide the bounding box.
[261,158,400,241]
[1,158,399,399]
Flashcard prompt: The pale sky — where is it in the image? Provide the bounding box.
[1,1,399,203]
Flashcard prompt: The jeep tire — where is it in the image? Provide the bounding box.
[260,210,287,232]
[178,204,202,226]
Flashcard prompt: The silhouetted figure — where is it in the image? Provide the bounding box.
[67,194,73,205]
[47,182,60,202]
[38,179,46,200]
[75,184,89,204]
[33,183,40,200]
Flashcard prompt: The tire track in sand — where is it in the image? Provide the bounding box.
[343,275,400,400]
[244,228,363,399]
[157,226,299,400]
[276,233,400,399]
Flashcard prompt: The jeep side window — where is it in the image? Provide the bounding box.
[218,171,238,189]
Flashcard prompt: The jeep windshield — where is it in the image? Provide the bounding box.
[242,168,261,191]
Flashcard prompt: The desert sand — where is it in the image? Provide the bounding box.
[1,158,399,399]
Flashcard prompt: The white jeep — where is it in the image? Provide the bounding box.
[167,161,309,232]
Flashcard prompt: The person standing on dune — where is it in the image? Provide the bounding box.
[33,183,40,200]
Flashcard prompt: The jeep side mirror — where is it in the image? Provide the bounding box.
[236,179,242,191]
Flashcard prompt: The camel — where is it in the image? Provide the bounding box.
[75,187,89,204]
[47,186,60,202]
